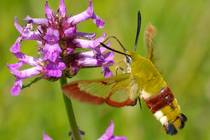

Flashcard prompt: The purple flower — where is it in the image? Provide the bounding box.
[8,0,114,96]
[43,133,53,140]
[98,121,127,140]
[43,121,126,140]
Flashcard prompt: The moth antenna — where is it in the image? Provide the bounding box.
[103,36,127,52]
[100,42,131,57]
[134,10,141,51]
[138,97,142,110]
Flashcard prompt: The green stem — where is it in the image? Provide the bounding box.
[60,77,81,140]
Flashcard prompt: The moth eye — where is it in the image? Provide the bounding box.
[126,56,132,64]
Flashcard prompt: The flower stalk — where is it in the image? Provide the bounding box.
[60,77,81,140]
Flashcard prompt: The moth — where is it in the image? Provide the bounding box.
[62,11,187,135]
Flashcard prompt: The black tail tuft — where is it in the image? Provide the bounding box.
[165,123,177,135]
[179,113,187,129]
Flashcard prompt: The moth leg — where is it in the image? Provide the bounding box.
[145,24,156,61]
[138,97,142,109]
[115,66,124,75]
[114,59,127,75]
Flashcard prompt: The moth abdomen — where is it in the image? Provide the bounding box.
[143,87,187,135]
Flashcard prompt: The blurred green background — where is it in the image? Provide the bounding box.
[1,0,210,139]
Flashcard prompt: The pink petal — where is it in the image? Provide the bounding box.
[24,16,48,25]
[73,33,106,49]
[43,133,53,140]
[10,37,22,53]
[98,121,114,140]
[43,43,62,62]
[58,0,66,17]
[10,79,22,96]
[14,17,23,33]
[67,0,104,28]
[45,1,53,19]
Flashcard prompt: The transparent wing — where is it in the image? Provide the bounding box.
[62,74,139,107]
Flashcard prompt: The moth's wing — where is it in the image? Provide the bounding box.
[62,74,138,107]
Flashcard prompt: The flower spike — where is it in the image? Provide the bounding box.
[9,0,114,95]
